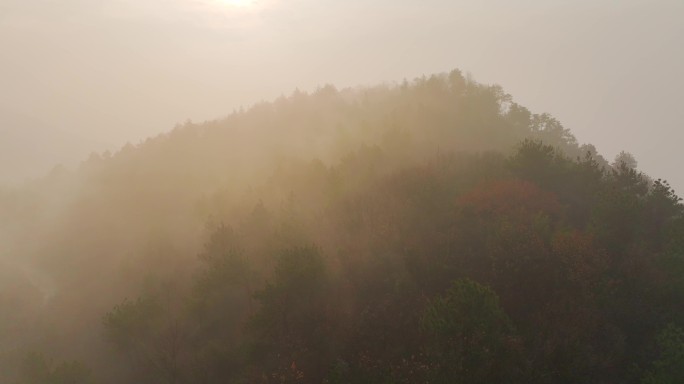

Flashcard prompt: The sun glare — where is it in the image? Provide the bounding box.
[220,0,255,7]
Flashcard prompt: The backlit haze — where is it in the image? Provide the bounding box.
[1,0,683,190]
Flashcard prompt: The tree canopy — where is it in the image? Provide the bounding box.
[0,70,682,383]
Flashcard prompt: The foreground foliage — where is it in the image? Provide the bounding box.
[99,141,684,383]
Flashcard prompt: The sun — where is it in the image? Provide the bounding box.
[219,0,256,7]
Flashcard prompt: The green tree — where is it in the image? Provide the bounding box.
[613,150,638,170]
[249,245,333,383]
[189,223,256,383]
[421,279,522,384]
[642,324,684,384]
[103,294,187,384]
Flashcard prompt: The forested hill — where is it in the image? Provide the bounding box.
[2,70,683,384]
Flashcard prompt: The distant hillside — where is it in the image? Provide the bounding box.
[1,70,599,295]
[3,71,681,384]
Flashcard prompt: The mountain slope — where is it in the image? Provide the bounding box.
[4,71,681,384]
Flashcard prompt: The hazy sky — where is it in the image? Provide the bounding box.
[1,0,683,191]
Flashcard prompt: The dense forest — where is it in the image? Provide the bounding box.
[1,70,683,383]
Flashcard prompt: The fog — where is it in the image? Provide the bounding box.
[2,1,684,383]
[1,0,682,189]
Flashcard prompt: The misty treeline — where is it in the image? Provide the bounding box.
[1,70,683,383]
